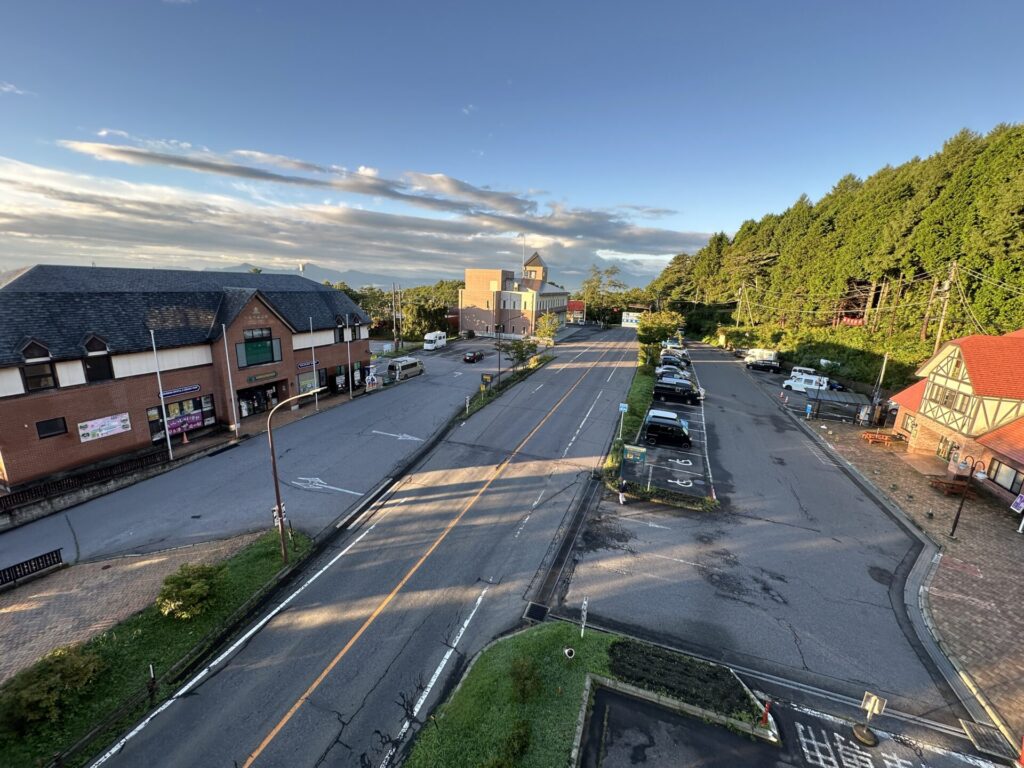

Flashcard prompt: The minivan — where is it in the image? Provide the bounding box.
[653,378,703,406]
[386,357,424,381]
[791,366,817,377]
[782,373,828,393]
[642,409,692,449]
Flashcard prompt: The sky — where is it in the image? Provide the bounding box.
[1,1,1023,289]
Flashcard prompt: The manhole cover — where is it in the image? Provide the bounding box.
[523,602,548,622]
[959,719,1016,760]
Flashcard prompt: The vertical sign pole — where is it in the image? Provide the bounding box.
[150,329,174,462]
[309,316,319,411]
[222,324,240,439]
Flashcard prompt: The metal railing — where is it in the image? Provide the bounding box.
[0,548,63,587]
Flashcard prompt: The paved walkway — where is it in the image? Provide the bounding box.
[0,532,261,685]
[819,422,1024,745]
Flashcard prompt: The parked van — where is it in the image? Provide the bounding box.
[423,331,447,350]
[782,373,829,393]
[791,366,817,377]
[386,357,424,381]
[642,409,692,449]
[653,378,703,406]
[744,348,780,372]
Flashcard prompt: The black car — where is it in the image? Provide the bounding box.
[746,359,781,372]
[642,409,693,449]
[659,354,689,369]
[462,350,485,363]
[653,379,702,406]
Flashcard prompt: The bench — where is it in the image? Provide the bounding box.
[928,478,977,498]
[861,432,896,446]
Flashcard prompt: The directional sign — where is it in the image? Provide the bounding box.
[622,444,647,465]
[618,402,628,413]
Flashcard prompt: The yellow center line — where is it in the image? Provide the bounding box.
[242,334,629,767]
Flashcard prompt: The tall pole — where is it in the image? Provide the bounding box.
[150,329,174,462]
[933,262,956,356]
[267,388,325,564]
[308,316,319,411]
[346,316,354,400]
[948,457,983,539]
[222,324,240,439]
[520,232,526,276]
[391,283,399,351]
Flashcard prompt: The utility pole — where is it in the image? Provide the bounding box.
[933,262,956,356]
[871,280,889,333]
[919,276,940,342]
[391,283,399,350]
[886,276,903,338]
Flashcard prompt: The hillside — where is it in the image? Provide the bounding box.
[650,124,1024,387]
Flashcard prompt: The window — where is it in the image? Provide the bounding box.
[243,327,272,340]
[23,362,57,391]
[901,413,917,432]
[84,336,108,353]
[84,355,114,383]
[236,336,282,368]
[22,341,49,360]
[988,460,1024,494]
[36,417,67,439]
[927,383,969,412]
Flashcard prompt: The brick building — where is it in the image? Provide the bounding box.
[0,265,370,490]
[891,329,1024,502]
[458,252,569,338]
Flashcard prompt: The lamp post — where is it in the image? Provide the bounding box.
[948,455,986,539]
[267,387,326,564]
[495,323,505,386]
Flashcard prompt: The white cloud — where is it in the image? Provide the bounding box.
[356,165,379,177]
[0,81,29,96]
[461,104,477,115]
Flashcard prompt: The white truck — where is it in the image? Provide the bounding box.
[744,348,780,372]
[423,331,447,350]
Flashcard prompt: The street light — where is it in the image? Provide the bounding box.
[948,455,987,539]
[495,323,505,386]
[267,387,326,564]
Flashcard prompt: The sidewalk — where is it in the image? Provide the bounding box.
[819,422,1024,745]
[0,532,261,685]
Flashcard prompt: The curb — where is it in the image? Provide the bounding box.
[731,349,1016,746]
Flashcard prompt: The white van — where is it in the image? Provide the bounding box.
[387,357,424,381]
[423,331,447,350]
[782,373,829,393]
[791,366,817,377]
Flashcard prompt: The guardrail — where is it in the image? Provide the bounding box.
[0,548,64,588]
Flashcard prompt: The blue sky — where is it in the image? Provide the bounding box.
[1,1,1022,287]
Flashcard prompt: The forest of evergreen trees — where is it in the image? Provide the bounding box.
[649,124,1024,387]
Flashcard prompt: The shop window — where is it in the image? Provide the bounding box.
[22,361,57,391]
[901,413,917,433]
[988,459,1024,494]
[36,417,67,439]
[236,337,282,368]
[84,354,114,383]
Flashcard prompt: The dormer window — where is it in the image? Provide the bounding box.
[20,340,57,391]
[82,335,114,383]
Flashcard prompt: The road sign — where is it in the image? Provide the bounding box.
[622,444,647,465]
[481,373,494,384]
[618,402,628,413]
[1011,492,1024,514]
[860,691,887,718]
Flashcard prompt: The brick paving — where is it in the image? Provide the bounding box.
[0,532,261,685]
[818,422,1024,744]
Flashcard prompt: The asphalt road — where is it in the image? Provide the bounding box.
[0,339,544,569]
[91,327,637,768]
[564,343,966,723]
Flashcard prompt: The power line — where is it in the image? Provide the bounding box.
[953,274,988,335]
[960,267,1024,297]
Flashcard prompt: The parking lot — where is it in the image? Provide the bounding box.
[742,365,872,423]
[622,363,714,500]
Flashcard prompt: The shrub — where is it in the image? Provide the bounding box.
[0,646,103,734]
[156,563,223,620]
[510,656,541,703]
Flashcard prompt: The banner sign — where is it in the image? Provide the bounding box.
[78,413,132,443]
[1011,493,1024,514]
[161,384,200,398]
[297,359,320,369]
[621,312,642,328]
[166,411,203,436]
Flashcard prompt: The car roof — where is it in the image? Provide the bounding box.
[647,409,680,420]
[656,377,692,386]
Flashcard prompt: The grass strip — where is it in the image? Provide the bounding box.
[0,530,311,768]
[405,623,756,767]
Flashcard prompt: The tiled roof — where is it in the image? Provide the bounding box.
[949,333,1024,400]
[0,265,368,366]
[517,278,568,296]
[977,416,1024,467]
[891,379,927,412]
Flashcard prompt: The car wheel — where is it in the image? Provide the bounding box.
[784,385,792,390]
[683,441,692,449]
[645,436,657,446]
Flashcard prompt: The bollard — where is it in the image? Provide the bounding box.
[759,698,772,728]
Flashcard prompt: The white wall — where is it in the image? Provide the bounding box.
[0,368,25,397]
[291,330,336,350]
[112,345,213,378]
[56,360,87,387]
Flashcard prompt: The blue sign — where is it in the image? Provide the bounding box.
[297,359,320,369]
[618,402,628,413]
[161,384,200,398]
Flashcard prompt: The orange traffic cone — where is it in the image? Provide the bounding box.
[181,432,190,445]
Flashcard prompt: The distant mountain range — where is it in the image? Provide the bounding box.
[208,262,438,288]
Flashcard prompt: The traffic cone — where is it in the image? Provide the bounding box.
[181,432,190,445]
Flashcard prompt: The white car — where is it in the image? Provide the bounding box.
[782,373,830,393]
[656,364,692,380]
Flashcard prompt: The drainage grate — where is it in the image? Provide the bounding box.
[523,602,548,622]
[959,720,1016,760]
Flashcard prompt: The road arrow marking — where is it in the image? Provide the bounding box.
[292,477,361,495]
[371,430,424,442]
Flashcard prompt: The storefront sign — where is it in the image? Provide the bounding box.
[247,371,278,383]
[167,411,204,436]
[161,384,200,398]
[78,412,132,443]
[297,359,320,369]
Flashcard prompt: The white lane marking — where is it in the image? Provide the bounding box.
[618,517,671,531]
[570,345,595,362]
[292,477,362,495]
[379,586,489,768]
[452,371,463,377]
[371,430,424,442]
[689,359,716,500]
[648,552,717,571]
[562,391,604,458]
[531,489,544,509]
[90,519,385,767]
[531,383,544,393]
[513,514,531,539]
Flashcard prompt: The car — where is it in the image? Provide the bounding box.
[642,409,693,449]
[827,380,848,391]
[732,347,748,358]
[656,364,691,379]
[782,373,830,392]
[653,378,703,405]
[746,358,781,372]
[658,354,689,369]
[462,350,485,363]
